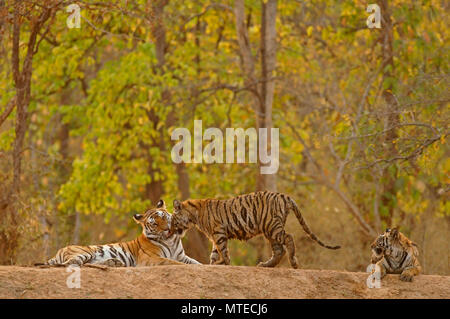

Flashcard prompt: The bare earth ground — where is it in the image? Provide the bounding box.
[0,265,449,299]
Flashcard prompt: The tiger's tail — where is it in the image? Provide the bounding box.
[42,249,66,266]
[288,197,341,250]
[45,257,59,265]
[33,257,59,267]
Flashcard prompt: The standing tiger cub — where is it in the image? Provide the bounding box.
[169,191,340,268]
[43,200,200,267]
[370,227,421,282]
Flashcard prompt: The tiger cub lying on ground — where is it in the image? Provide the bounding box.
[370,228,421,282]
[169,191,340,268]
[43,200,200,267]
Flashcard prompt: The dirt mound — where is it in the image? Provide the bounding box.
[0,265,448,299]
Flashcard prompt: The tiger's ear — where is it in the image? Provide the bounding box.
[391,227,399,238]
[173,199,182,210]
[133,214,143,223]
[156,199,165,208]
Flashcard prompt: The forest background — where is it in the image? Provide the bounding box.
[0,0,448,274]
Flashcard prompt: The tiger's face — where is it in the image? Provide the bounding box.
[169,200,192,237]
[133,200,172,240]
[371,228,399,263]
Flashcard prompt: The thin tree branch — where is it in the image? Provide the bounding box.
[355,132,448,170]
[0,96,17,127]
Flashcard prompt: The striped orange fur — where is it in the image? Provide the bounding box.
[170,191,340,268]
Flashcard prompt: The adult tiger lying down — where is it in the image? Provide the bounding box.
[41,200,200,267]
[169,191,340,268]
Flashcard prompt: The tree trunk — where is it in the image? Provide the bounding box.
[0,1,53,264]
[57,89,73,248]
[0,4,34,264]
[234,0,278,192]
[144,0,168,204]
[258,0,277,192]
[379,0,399,227]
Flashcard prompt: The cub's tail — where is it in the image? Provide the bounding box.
[288,197,341,250]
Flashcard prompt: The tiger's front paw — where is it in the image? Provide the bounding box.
[102,259,125,267]
[400,272,414,282]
